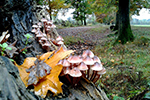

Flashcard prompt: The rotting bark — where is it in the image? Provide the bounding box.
[116,0,134,44]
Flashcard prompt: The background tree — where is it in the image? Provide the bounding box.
[37,0,70,20]
[67,0,92,25]
[89,0,150,44]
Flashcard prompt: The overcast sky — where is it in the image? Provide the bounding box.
[58,8,150,20]
[132,8,150,20]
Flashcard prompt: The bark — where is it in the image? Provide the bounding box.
[48,0,52,20]
[84,17,87,26]
[114,11,119,31]
[117,0,134,44]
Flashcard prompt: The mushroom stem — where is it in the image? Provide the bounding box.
[65,74,72,84]
[90,71,97,81]
[81,71,86,78]
[86,65,91,79]
[73,77,81,86]
[92,74,101,83]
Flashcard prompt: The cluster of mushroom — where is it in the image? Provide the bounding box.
[57,49,106,86]
[31,18,64,51]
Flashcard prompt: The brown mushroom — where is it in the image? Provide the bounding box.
[82,56,94,78]
[92,67,106,83]
[90,62,103,81]
[68,67,82,86]
[82,49,94,58]
[77,62,88,78]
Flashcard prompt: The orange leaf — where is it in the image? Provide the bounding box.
[34,65,63,98]
[15,46,74,98]
[15,57,37,87]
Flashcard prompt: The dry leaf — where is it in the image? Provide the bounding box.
[15,46,74,98]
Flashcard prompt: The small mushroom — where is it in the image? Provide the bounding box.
[31,28,37,33]
[77,62,88,78]
[82,49,94,58]
[56,36,64,42]
[93,56,101,63]
[68,67,82,86]
[90,62,103,81]
[68,55,83,68]
[82,56,94,78]
[92,67,106,83]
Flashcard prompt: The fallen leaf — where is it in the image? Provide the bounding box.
[15,46,74,98]
[15,57,37,87]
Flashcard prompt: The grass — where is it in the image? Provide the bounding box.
[93,26,150,99]
[132,25,150,27]
[63,25,150,99]
[63,36,84,45]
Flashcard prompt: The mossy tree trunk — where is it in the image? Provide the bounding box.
[116,0,134,44]
[114,10,119,31]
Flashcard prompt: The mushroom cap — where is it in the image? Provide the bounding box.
[93,56,101,63]
[77,62,88,71]
[68,55,83,64]
[83,56,94,65]
[57,60,63,65]
[97,67,106,75]
[90,62,103,71]
[62,59,70,67]
[43,43,51,47]
[51,24,56,28]
[31,28,37,33]
[41,18,47,22]
[56,36,64,41]
[40,37,47,41]
[67,55,73,62]
[68,67,82,77]
[37,22,42,26]
[57,41,64,45]
[82,50,94,58]
[47,21,53,25]
[32,25,38,28]
[36,34,43,38]
[64,67,70,74]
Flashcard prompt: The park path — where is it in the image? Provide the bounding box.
[56,25,111,54]
[57,26,110,43]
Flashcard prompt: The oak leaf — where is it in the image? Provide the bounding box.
[15,46,74,98]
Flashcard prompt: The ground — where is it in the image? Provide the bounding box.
[57,25,150,100]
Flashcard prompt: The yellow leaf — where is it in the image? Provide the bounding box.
[15,46,74,98]
[15,57,37,87]
[34,65,63,98]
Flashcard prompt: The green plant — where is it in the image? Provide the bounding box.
[24,34,32,45]
[22,34,32,54]
[0,43,12,56]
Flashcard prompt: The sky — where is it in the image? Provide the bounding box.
[57,8,150,20]
[132,8,150,20]
[57,9,75,20]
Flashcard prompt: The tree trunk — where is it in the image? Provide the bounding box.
[114,11,119,31]
[117,0,134,44]
[84,15,87,26]
[49,0,52,20]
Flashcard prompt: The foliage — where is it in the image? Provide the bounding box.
[37,0,70,20]
[0,43,12,56]
[67,0,93,25]
[22,34,32,54]
[15,46,74,98]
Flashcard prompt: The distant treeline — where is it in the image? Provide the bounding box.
[131,18,150,25]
